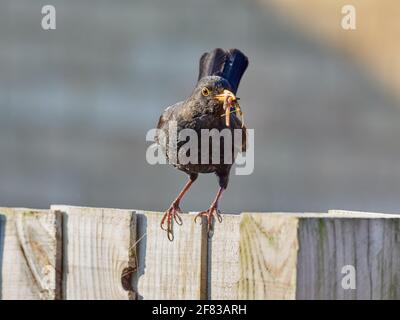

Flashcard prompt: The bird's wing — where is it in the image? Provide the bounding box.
[157,102,180,130]
[198,48,249,94]
[155,101,183,146]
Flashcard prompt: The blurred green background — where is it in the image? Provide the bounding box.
[0,0,399,213]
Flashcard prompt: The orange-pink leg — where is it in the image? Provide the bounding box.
[194,187,225,236]
[160,177,196,241]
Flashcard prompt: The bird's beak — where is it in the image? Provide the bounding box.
[214,90,237,103]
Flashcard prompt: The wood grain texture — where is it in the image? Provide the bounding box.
[209,213,299,299]
[0,208,61,300]
[296,215,400,299]
[1,207,399,300]
[135,211,204,299]
[51,205,136,300]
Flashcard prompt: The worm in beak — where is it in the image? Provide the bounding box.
[215,90,244,127]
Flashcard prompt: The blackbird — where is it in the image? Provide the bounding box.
[156,48,249,240]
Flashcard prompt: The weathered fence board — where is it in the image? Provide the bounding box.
[135,211,205,299]
[208,211,400,300]
[209,213,299,299]
[1,207,399,300]
[51,205,136,300]
[296,211,400,299]
[0,208,61,300]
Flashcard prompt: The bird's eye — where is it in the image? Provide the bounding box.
[201,87,210,96]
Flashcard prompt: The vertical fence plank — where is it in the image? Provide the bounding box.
[51,205,136,300]
[136,211,204,299]
[296,211,400,299]
[209,213,299,299]
[0,208,61,300]
[207,214,241,299]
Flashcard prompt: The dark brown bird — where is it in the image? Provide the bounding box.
[155,48,249,240]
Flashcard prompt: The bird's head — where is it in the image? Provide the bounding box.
[192,76,242,127]
[194,76,237,105]
[193,49,248,126]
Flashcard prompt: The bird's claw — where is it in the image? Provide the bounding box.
[194,206,223,236]
[160,203,183,241]
[174,211,183,225]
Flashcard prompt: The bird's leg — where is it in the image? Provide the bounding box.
[194,187,225,236]
[160,175,197,241]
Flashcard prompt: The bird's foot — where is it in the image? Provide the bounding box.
[194,205,223,237]
[160,202,183,241]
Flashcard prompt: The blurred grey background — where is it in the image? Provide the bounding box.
[1,0,399,213]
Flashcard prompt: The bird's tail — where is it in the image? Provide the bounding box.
[198,48,249,94]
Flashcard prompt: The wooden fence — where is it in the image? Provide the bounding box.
[0,205,399,300]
